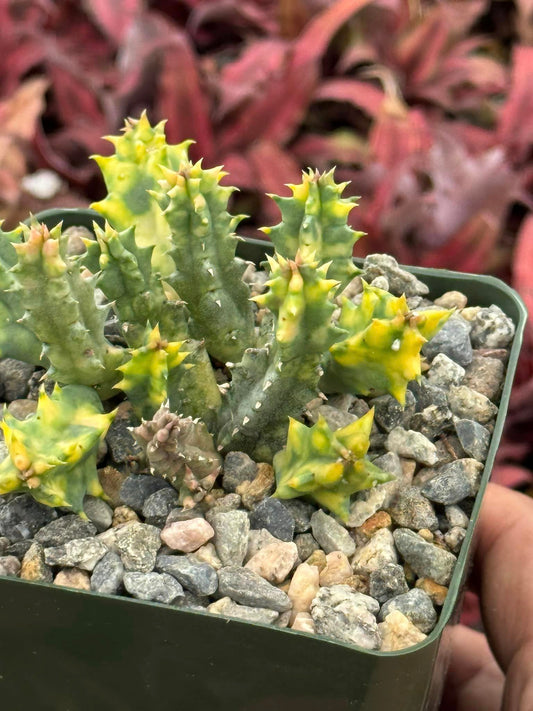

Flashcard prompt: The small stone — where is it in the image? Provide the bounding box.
[469,305,515,348]
[166,508,204,524]
[0,359,35,400]
[44,538,108,571]
[105,403,143,464]
[119,474,171,513]
[0,555,21,576]
[387,487,438,530]
[54,568,91,590]
[307,404,358,430]
[90,551,124,594]
[5,540,32,559]
[142,488,180,527]
[6,399,38,420]
[379,610,427,651]
[305,549,327,571]
[434,291,468,309]
[102,521,161,572]
[351,528,397,574]
[208,597,279,625]
[112,506,140,527]
[0,494,57,541]
[124,571,184,604]
[172,591,208,611]
[319,551,353,586]
[245,541,298,584]
[35,514,96,547]
[206,493,241,515]
[422,317,473,367]
[418,529,434,542]
[415,578,449,606]
[344,573,370,594]
[357,511,392,538]
[310,585,381,649]
[422,459,483,504]
[463,355,504,401]
[161,518,214,554]
[444,526,466,553]
[20,542,53,583]
[427,353,465,389]
[347,453,404,527]
[393,528,457,585]
[311,510,355,557]
[433,435,467,465]
[210,510,249,566]
[291,612,315,633]
[278,498,315,533]
[193,542,222,570]
[363,254,429,297]
[237,462,276,509]
[369,392,416,432]
[409,405,453,440]
[217,566,292,612]
[455,419,491,462]
[221,451,257,493]
[379,588,437,633]
[249,498,295,542]
[245,528,280,561]
[83,496,113,532]
[156,554,218,596]
[445,505,470,529]
[294,532,319,561]
[408,381,448,411]
[368,562,408,603]
[98,466,129,508]
[386,427,438,466]
[447,386,498,424]
[288,563,320,623]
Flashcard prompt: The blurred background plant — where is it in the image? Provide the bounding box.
[0,0,531,497]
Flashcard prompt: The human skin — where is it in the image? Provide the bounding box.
[440,483,533,710]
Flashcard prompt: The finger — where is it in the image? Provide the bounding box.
[440,624,503,711]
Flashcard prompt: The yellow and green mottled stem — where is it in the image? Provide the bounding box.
[0,384,116,515]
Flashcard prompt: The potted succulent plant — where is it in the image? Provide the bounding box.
[0,114,526,711]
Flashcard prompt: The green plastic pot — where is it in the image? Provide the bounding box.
[0,208,527,711]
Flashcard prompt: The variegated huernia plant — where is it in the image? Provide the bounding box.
[0,113,452,519]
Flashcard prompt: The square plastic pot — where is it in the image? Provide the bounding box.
[0,208,527,711]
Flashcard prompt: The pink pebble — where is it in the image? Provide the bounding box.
[161,518,215,552]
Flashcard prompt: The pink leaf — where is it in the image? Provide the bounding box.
[512,215,533,339]
[498,46,533,164]
[314,78,385,118]
[81,0,144,45]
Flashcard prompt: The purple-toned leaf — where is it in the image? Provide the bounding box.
[81,0,144,45]
[314,78,385,118]
[498,46,533,165]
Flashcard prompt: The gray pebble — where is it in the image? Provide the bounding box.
[0,495,57,541]
[142,487,180,527]
[221,451,257,493]
[123,571,184,604]
[369,392,416,433]
[210,510,250,567]
[422,459,483,505]
[445,505,470,529]
[363,254,429,297]
[101,521,161,572]
[393,528,457,585]
[0,359,35,401]
[409,405,453,440]
[444,526,467,553]
[463,355,504,401]
[311,510,355,557]
[106,418,143,465]
[217,566,292,612]
[379,588,437,633]
[278,499,315,533]
[447,386,498,424]
[470,306,515,348]
[311,585,381,649]
[0,555,21,576]
[306,404,358,430]
[208,596,279,625]
[387,487,439,530]
[119,474,172,513]
[35,514,96,547]
[207,493,242,515]
[422,317,473,367]
[427,353,465,389]
[369,563,409,603]
[294,533,320,561]
[173,591,209,611]
[385,427,438,466]
[83,496,113,532]
[249,498,295,542]
[351,529,397,574]
[455,419,491,462]
[408,382,448,411]
[156,554,218,596]
[5,539,32,559]
[91,551,124,594]
[44,538,108,571]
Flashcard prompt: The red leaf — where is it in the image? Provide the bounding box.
[314,78,385,118]
[498,46,533,165]
[218,0,374,152]
[512,214,533,339]
[291,132,367,169]
[81,0,144,45]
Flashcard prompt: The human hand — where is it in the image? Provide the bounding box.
[440,482,533,710]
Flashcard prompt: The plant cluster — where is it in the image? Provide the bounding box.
[0,114,452,520]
